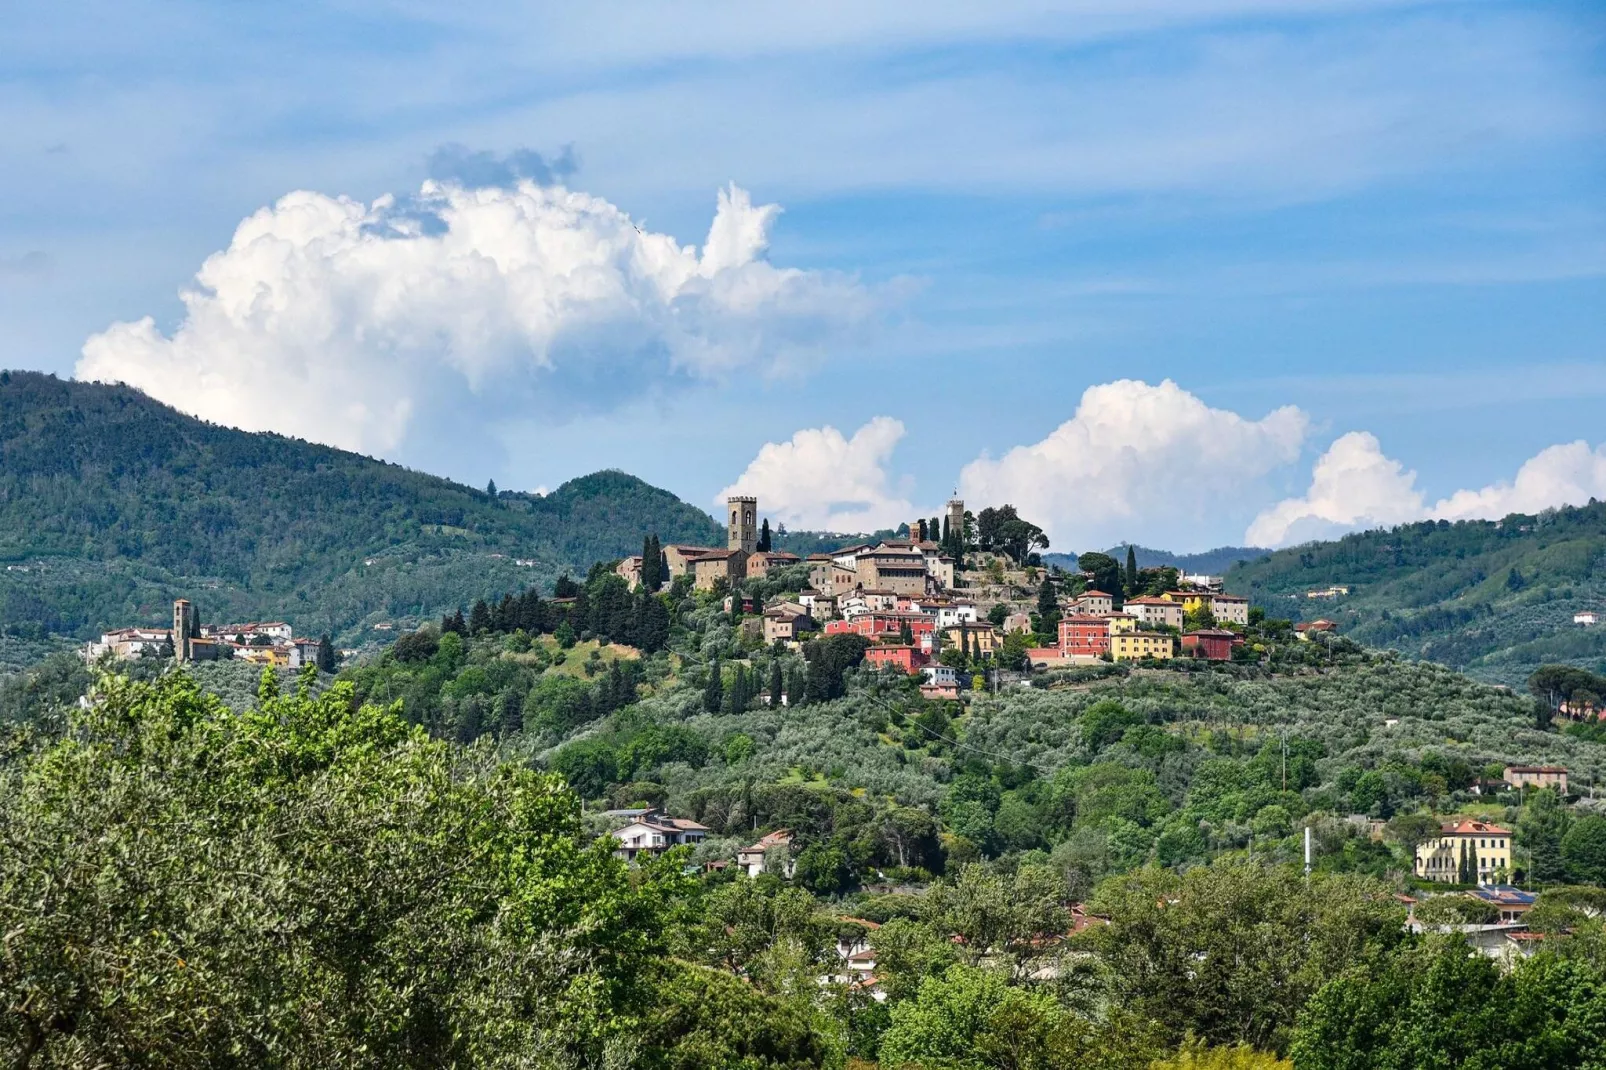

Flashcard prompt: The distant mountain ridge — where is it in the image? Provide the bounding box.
[0,371,722,642]
[1044,545,1269,576]
[1227,505,1606,687]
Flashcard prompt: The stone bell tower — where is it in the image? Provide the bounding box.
[946,498,965,543]
[172,598,195,662]
[727,495,758,553]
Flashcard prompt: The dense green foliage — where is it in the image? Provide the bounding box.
[0,372,721,643]
[1230,502,1606,686]
[0,667,680,1068]
[1291,937,1606,1069]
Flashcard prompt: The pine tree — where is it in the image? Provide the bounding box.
[770,660,784,707]
[450,608,467,635]
[469,599,492,634]
[704,658,723,713]
[1126,545,1139,595]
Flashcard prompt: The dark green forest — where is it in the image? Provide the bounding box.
[1228,502,1606,686]
[0,372,721,642]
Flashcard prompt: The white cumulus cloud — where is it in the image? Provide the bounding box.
[1244,431,1426,547]
[718,417,916,533]
[1433,440,1606,522]
[958,379,1308,549]
[1248,434,1606,547]
[77,179,876,459]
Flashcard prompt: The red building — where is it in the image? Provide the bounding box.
[824,614,936,641]
[1057,615,1111,657]
[1181,629,1242,661]
[864,644,926,673]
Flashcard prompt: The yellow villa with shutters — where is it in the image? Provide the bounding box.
[1414,819,1512,885]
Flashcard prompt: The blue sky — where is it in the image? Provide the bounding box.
[2,1,1603,551]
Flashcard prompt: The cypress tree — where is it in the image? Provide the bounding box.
[469,599,492,634]
[770,660,784,707]
[900,620,914,645]
[451,607,467,635]
[758,519,772,553]
[486,479,498,498]
[929,517,940,545]
[704,658,723,713]
[316,634,337,673]
[500,690,523,736]
[1126,545,1139,595]
[941,515,951,552]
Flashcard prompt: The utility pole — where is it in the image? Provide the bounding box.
[1304,824,1313,878]
[1281,727,1288,792]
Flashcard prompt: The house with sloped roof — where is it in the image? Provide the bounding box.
[737,829,795,878]
[609,809,709,862]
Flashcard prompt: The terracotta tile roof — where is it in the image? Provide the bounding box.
[1440,819,1512,836]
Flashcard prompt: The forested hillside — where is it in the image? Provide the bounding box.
[1229,503,1606,686]
[0,371,722,642]
[8,547,1606,1067]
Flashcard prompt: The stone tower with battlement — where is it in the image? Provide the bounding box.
[727,495,758,553]
[946,498,965,546]
[172,598,195,662]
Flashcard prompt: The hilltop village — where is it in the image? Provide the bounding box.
[615,495,1334,700]
[87,598,334,671]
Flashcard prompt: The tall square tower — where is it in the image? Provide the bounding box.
[727,496,758,553]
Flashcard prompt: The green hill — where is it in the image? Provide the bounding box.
[0,371,722,643]
[1228,505,1606,686]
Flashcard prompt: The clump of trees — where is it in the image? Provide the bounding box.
[0,667,683,1067]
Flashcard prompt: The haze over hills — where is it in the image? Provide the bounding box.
[0,372,722,643]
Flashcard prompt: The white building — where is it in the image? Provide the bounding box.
[1069,590,1114,616]
[1124,597,1184,630]
[1209,594,1251,627]
[1576,611,1599,626]
[609,810,709,862]
[936,603,979,629]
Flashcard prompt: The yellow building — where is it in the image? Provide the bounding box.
[1162,590,1211,613]
[1414,819,1512,885]
[1111,631,1175,662]
[944,623,999,656]
[1105,613,1138,636]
